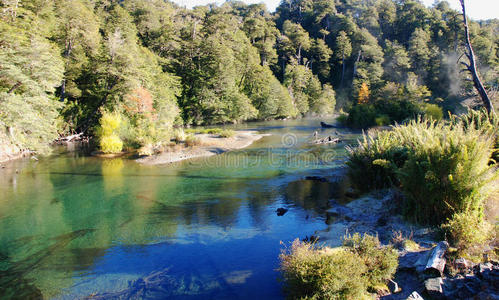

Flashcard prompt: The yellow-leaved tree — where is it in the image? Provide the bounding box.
[98,111,123,154]
[357,82,370,104]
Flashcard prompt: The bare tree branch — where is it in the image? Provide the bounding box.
[459,0,495,115]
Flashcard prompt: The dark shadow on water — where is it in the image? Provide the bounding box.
[0,229,97,299]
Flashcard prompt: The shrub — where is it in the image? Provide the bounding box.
[343,233,399,290]
[100,134,123,154]
[375,114,390,126]
[98,111,124,154]
[347,117,498,225]
[422,103,443,120]
[373,99,421,124]
[441,211,493,253]
[185,134,201,147]
[99,111,122,136]
[346,104,377,128]
[346,133,409,192]
[219,129,235,138]
[336,113,348,126]
[456,108,499,164]
[279,234,398,300]
[398,121,497,225]
[172,128,186,142]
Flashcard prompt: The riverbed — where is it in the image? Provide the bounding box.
[0,118,360,299]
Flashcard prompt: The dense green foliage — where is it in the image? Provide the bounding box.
[1,0,498,152]
[279,234,398,299]
[347,114,498,226]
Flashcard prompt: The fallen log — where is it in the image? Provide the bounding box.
[424,241,449,277]
[313,136,341,144]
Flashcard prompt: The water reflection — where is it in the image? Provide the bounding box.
[0,118,358,299]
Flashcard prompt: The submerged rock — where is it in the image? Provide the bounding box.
[304,176,328,182]
[276,207,288,216]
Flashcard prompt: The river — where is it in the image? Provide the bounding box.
[0,118,359,299]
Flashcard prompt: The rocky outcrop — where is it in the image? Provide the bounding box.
[316,190,498,300]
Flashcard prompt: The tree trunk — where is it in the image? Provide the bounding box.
[340,52,346,88]
[352,50,361,83]
[60,38,72,102]
[297,45,302,65]
[459,0,495,114]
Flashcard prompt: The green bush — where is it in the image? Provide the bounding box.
[336,113,348,126]
[346,134,409,192]
[456,108,499,164]
[442,211,493,253]
[343,233,399,290]
[345,99,446,129]
[279,234,398,300]
[375,114,390,126]
[398,120,497,225]
[219,129,235,138]
[172,128,186,142]
[185,134,201,147]
[373,99,421,124]
[422,103,443,121]
[347,116,498,225]
[346,104,377,128]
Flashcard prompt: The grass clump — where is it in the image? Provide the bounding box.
[184,134,201,147]
[279,233,398,299]
[218,129,235,138]
[184,127,235,138]
[391,231,419,251]
[172,128,186,142]
[347,116,498,226]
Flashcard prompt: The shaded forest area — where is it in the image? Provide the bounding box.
[1,0,498,152]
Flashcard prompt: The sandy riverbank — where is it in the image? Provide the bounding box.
[136,130,267,165]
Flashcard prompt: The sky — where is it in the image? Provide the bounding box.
[170,0,499,20]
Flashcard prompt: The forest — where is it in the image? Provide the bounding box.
[1,0,498,153]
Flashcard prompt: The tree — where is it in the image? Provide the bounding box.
[408,28,431,80]
[54,0,100,102]
[0,20,64,152]
[458,0,494,114]
[357,82,370,104]
[383,40,411,83]
[335,31,352,88]
[282,20,311,64]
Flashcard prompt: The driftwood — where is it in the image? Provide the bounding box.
[54,133,88,144]
[424,241,449,277]
[314,136,341,144]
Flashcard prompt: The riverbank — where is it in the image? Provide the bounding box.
[0,141,28,164]
[136,130,267,165]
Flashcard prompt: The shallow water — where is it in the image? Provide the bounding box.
[0,118,359,299]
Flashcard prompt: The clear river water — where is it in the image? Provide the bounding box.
[0,118,359,299]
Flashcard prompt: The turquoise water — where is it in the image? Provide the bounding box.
[0,118,359,299]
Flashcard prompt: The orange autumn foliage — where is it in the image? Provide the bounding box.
[125,87,155,115]
[357,82,370,104]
